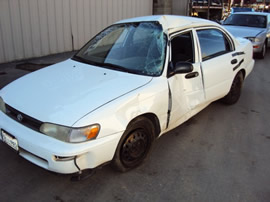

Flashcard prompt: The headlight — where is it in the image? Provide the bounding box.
[246,37,260,43]
[40,123,100,143]
[0,97,6,113]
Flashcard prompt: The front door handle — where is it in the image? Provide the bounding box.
[231,59,238,64]
[185,72,199,79]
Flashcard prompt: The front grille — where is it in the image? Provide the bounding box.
[5,104,43,132]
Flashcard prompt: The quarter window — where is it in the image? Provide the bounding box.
[197,29,232,61]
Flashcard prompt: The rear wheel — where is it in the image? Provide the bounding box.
[222,72,244,105]
[112,117,155,172]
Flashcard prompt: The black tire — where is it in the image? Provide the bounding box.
[112,117,155,172]
[222,72,244,105]
[258,42,266,59]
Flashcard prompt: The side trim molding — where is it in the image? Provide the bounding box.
[233,59,244,71]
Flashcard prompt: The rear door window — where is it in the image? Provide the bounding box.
[197,29,232,61]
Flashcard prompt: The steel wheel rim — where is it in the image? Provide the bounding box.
[120,129,149,167]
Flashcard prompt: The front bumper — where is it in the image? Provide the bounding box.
[0,111,122,174]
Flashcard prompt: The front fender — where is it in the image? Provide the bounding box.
[72,77,169,139]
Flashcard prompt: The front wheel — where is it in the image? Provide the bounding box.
[258,42,266,59]
[222,72,244,105]
[112,117,155,172]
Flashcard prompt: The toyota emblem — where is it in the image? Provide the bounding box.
[17,114,23,122]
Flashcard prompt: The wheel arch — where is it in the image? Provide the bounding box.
[127,113,161,138]
[238,69,246,79]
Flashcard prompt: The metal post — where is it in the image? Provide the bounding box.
[207,0,210,19]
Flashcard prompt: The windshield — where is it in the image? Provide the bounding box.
[224,14,267,28]
[73,22,167,76]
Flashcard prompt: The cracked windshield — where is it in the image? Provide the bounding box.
[74,22,167,76]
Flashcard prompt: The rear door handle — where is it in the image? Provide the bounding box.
[185,72,199,79]
[231,59,238,64]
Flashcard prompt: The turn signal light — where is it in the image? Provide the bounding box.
[84,126,99,140]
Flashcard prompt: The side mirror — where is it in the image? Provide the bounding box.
[174,62,194,74]
[168,62,194,77]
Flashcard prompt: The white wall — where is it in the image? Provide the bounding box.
[0,0,153,64]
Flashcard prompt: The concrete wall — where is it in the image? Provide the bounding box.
[0,0,153,64]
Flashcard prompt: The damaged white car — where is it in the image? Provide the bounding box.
[0,15,254,175]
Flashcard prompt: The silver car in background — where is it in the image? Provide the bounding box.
[223,12,270,59]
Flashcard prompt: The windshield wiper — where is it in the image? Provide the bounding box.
[102,62,127,71]
[72,55,107,67]
[101,62,140,74]
[72,56,142,75]
[72,55,97,65]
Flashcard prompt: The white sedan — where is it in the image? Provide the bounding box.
[0,15,254,175]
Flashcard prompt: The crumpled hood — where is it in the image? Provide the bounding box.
[223,25,265,38]
[1,59,152,126]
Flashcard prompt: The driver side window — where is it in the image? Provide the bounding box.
[171,31,194,66]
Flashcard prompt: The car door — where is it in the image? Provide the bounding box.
[167,29,205,129]
[195,27,238,102]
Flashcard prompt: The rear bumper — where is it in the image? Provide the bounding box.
[0,111,122,174]
[245,58,255,79]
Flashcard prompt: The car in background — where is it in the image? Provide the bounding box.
[223,12,270,59]
[0,15,254,175]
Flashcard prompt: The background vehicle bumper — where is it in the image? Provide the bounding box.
[0,112,122,174]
